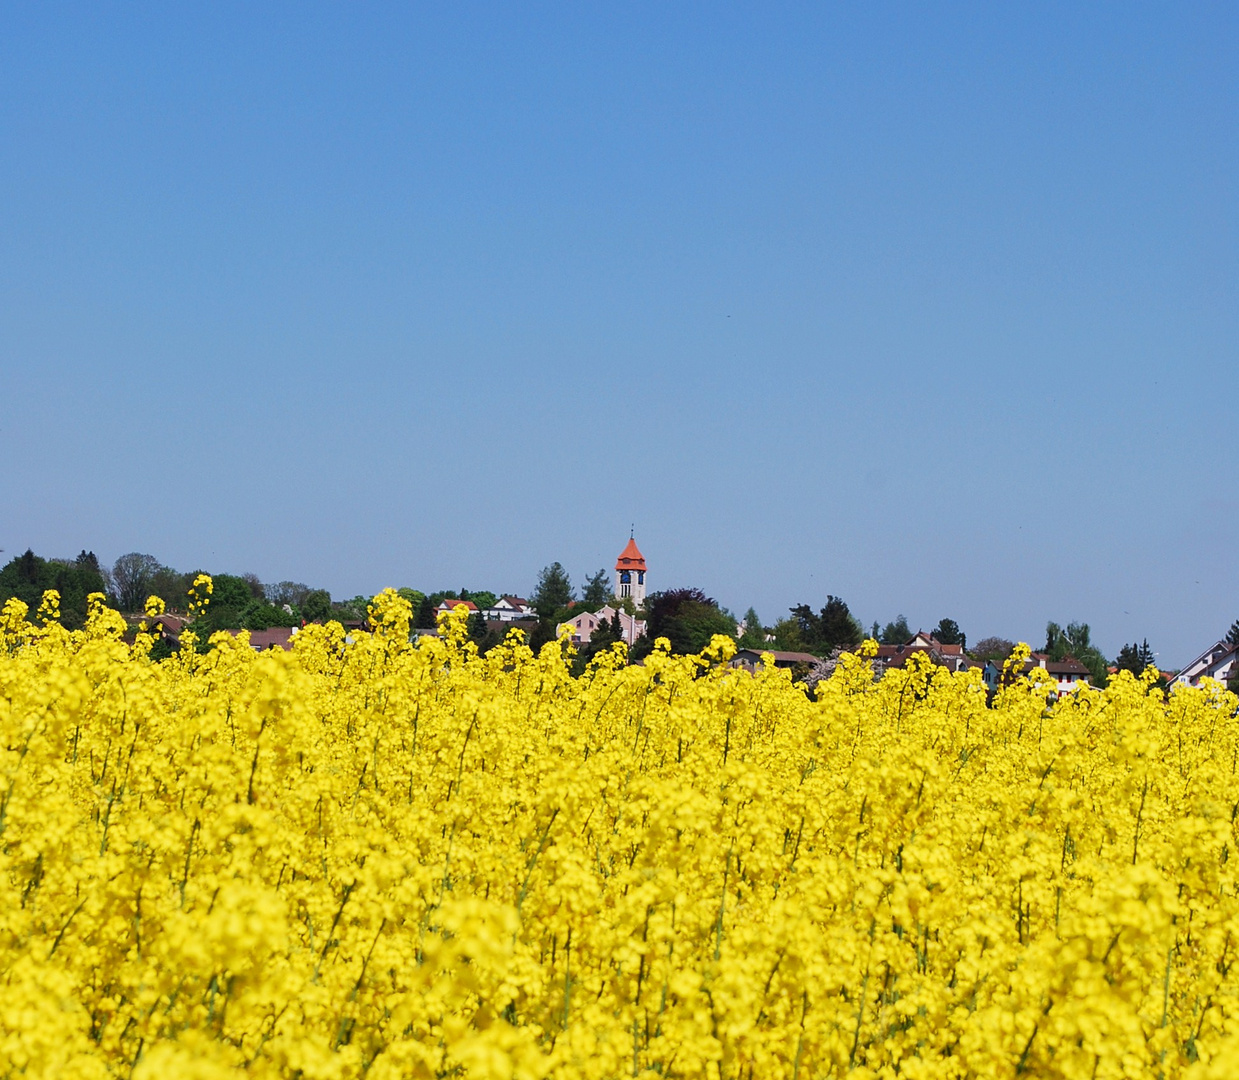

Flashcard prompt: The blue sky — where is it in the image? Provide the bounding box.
[1,3,1234,665]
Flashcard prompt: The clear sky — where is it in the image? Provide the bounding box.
[1,3,1234,665]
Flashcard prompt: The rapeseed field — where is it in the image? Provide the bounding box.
[2,585,1238,1079]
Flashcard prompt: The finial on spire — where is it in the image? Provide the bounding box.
[630,523,634,538]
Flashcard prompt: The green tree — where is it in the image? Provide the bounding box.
[582,569,611,609]
[0,549,111,630]
[786,596,863,656]
[301,589,333,623]
[932,618,965,648]
[150,566,193,610]
[110,552,163,612]
[467,591,498,613]
[639,588,735,657]
[396,589,427,622]
[241,600,298,631]
[771,617,807,652]
[1115,639,1156,676]
[738,607,766,648]
[1044,621,1110,688]
[879,615,911,645]
[1228,620,1239,647]
[533,563,574,620]
[415,595,437,629]
[192,573,266,632]
[267,581,312,608]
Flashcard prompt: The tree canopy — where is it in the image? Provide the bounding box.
[971,637,1015,662]
[0,550,110,630]
[640,588,736,657]
[783,596,863,657]
[1115,639,1156,676]
[582,569,612,609]
[737,607,766,649]
[532,563,574,620]
[1044,621,1110,687]
[932,618,966,648]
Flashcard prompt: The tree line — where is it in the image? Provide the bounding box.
[3,549,1234,690]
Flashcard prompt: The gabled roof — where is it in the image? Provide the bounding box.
[1043,658,1090,676]
[1175,639,1238,682]
[732,649,819,665]
[242,627,296,651]
[436,599,478,612]
[615,537,647,571]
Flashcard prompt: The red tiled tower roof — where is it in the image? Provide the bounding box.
[615,537,646,572]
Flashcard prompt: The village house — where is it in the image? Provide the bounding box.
[980,652,1092,696]
[231,627,297,651]
[1170,639,1239,688]
[871,631,973,675]
[560,605,646,647]
[435,598,479,617]
[483,596,534,621]
[1031,653,1092,694]
[730,649,819,673]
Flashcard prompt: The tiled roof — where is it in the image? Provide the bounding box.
[246,627,296,650]
[1043,659,1090,675]
[436,599,479,612]
[733,649,819,665]
[226,627,296,651]
[615,537,647,571]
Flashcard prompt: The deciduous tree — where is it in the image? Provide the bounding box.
[971,637,1014,662]
[110,553,163,612]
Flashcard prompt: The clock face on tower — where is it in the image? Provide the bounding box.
[614,537,647,604]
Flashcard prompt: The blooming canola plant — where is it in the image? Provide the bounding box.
[2,583,1239,1078]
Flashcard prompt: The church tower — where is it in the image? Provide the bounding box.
[614,536,647,606]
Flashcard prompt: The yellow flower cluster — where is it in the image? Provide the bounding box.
[3,586,1239,1079]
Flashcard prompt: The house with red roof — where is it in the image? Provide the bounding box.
[435,598,479,616]
[483,596,534,622]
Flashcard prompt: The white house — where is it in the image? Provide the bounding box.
[435,598,479,616]
[1171,640,1239,688]
[483,596,534,622]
